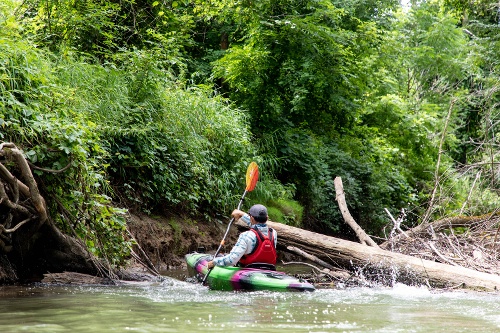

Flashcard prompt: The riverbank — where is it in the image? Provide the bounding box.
[126,212,240,271]
[41,211,500,292]
[39,212,232,285]
[123,212,348,288]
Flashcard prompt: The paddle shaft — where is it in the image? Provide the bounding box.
[202,189,248,284]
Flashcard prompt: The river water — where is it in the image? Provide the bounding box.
[0,277,499,333]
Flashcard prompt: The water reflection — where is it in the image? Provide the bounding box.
[0,279,498,332]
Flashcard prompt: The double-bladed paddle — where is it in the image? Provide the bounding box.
[202,162,259,284]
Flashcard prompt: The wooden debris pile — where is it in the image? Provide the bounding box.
[265,177,500,291]
[381,214,500,276]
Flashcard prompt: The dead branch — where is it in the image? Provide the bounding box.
[334,177,379,247]
[286,245,335,270]
[385,208,409,238]
[422,99,456,224]
[459,170,481,215]
[127,228,160,276]
[381,213,500,248]
[427,241,459,267]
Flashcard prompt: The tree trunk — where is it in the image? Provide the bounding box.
[236,219,500,291]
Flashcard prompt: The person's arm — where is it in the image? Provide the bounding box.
[207,231,254,267]
[232,209,251,227]
[206,210,253,268]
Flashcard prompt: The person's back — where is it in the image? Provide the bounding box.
[239,224,277,267]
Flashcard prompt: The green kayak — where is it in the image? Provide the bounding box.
[185,253,315,292]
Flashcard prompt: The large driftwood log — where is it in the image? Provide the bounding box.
[235,219,500,291]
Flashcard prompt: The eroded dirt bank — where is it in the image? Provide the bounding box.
[126,212,240,271]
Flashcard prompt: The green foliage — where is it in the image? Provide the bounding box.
[50,46,260,216]
[205,0,446,233]
[18,0,195,63]
[100,85,257,215]
[352,3,477,225]
[3,0,500,254]
[443,0,500,202]
[0,4,261,264]
[211,0,372,135]
[272,128,418,233]
[267,199,303,227]
[0,33,131,265]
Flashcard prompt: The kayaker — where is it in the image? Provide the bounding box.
[206,204,277,270]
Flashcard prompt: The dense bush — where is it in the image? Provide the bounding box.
[0,6,286,264]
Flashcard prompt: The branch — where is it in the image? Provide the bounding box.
[426,241,459,267]
[0,183,32,216]
[334,177,379,247]
[0,162,30,198]
[463,28,475,38]
[1,143,48,223]
[380,212,500,248]
[286,246,335,270]
[385,208,409,238]
[422,99,456,224]
[28,157,73,174]
[0,217,33,233]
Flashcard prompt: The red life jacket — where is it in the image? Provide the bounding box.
[239,227,277,266]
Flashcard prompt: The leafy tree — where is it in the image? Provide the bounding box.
[441,0,500,212]
[1,1,276,266]
[205,0,486,234]
[18,0,194,67]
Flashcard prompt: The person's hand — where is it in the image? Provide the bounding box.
[231,209,245,220]
[207,261,215,269]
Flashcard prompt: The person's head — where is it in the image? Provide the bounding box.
[248,204,268,223]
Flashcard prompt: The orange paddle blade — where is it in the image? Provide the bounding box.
[245,162,259,191]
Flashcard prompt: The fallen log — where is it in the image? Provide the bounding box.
[236,219,500,291]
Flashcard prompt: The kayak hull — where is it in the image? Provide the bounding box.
[185,253,315,292]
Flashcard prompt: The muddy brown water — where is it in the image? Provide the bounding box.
[0,275,499,332]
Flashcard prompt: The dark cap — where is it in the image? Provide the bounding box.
[248,204,268,222]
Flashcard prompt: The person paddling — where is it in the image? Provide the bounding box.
[206,204,277,270]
